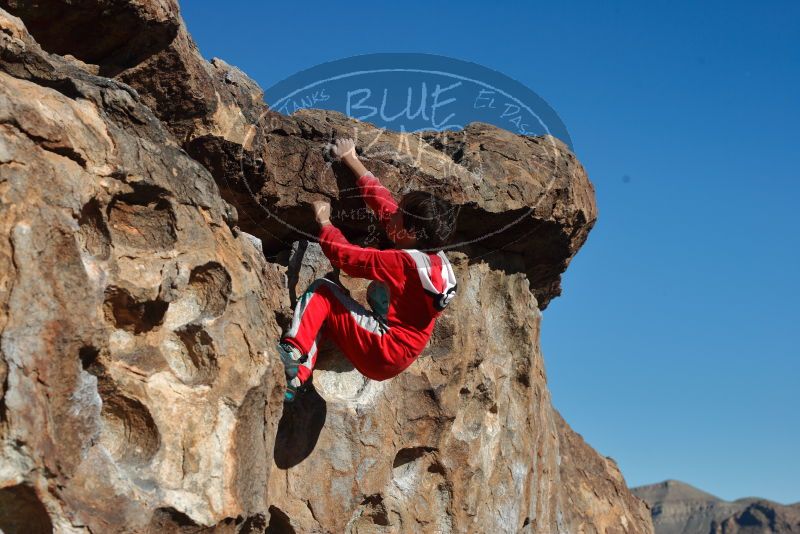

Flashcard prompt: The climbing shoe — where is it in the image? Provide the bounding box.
[276,340,305,380]
[284,374,312,403]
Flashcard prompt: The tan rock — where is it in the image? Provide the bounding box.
[1,0,180,75]
[4,1,596,307]
[1,0,595,309]
[0,4,653,533]
[117,33,597,308]
[0,10,284,532]
[266,242,653,533]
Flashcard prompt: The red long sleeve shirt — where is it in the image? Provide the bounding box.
[317,173,457,375]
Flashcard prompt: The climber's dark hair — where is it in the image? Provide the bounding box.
[399,190,457,250]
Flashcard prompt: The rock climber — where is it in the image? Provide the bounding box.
[276,138,459,402]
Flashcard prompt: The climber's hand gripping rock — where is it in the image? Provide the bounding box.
[330,137,356,160]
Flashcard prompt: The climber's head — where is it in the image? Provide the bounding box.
[386,191,457,250]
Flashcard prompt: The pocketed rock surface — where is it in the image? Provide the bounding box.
[0,3,652,533]
[0,10,285,532]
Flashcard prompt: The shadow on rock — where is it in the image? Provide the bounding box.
[273,384,327,469]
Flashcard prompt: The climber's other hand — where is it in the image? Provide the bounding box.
[312,200,332,226]
[331,138,356,161]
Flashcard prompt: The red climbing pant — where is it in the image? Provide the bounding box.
[281,278,407,383]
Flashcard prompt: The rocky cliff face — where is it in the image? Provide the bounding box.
[0,9,287,532]
[0,2,652,533]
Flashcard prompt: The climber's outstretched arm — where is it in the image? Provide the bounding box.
[332,138,399,229]
[334,138,369,178]
[312,200,405,285]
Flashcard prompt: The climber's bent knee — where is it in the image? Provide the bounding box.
[302,277,343,297]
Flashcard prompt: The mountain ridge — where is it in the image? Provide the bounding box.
[633,480,800,534]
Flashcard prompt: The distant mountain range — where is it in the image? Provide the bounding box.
[631,480,800,534]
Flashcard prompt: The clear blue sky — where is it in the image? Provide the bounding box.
[182,1,800,503]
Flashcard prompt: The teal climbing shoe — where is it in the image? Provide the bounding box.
[276,340,305,379]
[284,375,311,403]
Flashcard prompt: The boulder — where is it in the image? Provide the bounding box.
[186,110,596,309]
[266,241,652,533]
[1,0,596,308]
[1,0,181,76]
[0,3,652,533]
[0,10,285,532]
